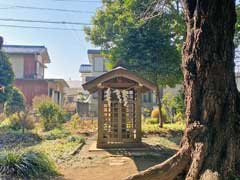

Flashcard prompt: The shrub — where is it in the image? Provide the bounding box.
[0,151,58,180]
[32,95,52,110]
[0,50,14,105]
[173,89,185,114]
[174,112,185,122]
[162,93,175,122]
[4,87,25,116]
[9,112,34,132]
[145,118,159,124]
[143,108,152,118]
[37,101,65,131]
[2,112,35,133]
[70,113,81,129]
[142,121,186,134]
[67,135,85,144]
[43,127,70,140]
[151,108,167,123]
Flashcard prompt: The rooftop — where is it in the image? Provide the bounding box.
[66,80,83,89]
[45,79,69,88]
[2,45,50,63]
[87,49,101,55]
[82,66,156,93]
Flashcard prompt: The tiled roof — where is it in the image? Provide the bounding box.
[2,45,50,63]
[45,79,69,88]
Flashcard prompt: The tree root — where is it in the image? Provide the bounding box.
[200,170,220,180]
[186,143,206,180]
[125,146,191,180]
[125,124,208,180]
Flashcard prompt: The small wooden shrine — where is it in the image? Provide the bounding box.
[82,67,156,148]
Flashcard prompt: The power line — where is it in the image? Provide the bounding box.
[18,0,101,2]
[0,4,95,14]
[0,18,92,25]
[52,0,101,2]
[0,24,84,31]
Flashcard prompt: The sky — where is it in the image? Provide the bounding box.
[0,0,102,80]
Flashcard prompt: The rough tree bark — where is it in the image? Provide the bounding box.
[125,0,240,179]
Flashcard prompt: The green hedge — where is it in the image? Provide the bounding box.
[0,151,58,180]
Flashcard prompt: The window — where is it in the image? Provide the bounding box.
[143,92,153,103]
[36,62,44,79]
[49,89,53,97]
[94,57,104,72]
[68,96,74,102]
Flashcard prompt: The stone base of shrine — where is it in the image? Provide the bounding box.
[89,141,150,152]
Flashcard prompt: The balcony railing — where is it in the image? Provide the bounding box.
[79,64,93,73]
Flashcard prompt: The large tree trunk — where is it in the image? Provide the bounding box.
[126,0,240,179]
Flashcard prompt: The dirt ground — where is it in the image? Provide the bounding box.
[58,133,180,180]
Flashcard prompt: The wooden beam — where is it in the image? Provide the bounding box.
[82,67,157,92]
[102,82,137,88]
[97,88,104,147]
[135,87,142,143]
[118,102,122,142]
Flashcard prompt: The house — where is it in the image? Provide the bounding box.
[80,49,108,84]
[79,49,183,115]
[64,80,88,113]
[79,49,109,113]
[64,80,85,104]
[2,45,68,106]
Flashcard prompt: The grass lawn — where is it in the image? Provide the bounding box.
[0,120,97,165]
[0,116,186,180]
[142,118,186,134]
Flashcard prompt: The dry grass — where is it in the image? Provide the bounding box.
[66,119,98,135]
[142,120,186,134]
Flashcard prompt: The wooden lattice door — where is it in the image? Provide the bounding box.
[103,89,137,144]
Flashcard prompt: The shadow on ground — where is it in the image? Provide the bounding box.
[103,143,177,171]
[0,132,41,150]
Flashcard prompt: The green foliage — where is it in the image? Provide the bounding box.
[0,51,14,104]
[172,89,185,114]
[145,118,159,124]
[162,92,175,122]
[142,121,186,134]
[5,112,34,132]
[0,151,57,180]
[70,113,81,129]
[143,108,151,118]
[43,127,70,140]
[4,87,25,116]
[85,0,184,127]
[173,112,185,122]
[161,91,185,122]
[37,101,65,131]
[85,0,184,88]
[235,4,240,46]
[67,135,85,144]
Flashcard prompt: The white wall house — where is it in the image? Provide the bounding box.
[79,49,184,114]
[79,50,108,113]
[80,50,108,82]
